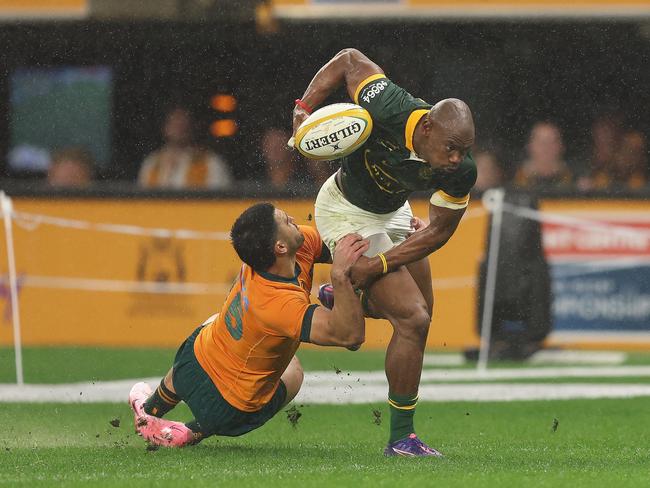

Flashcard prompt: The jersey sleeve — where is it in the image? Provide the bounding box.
[354,76,431,147]
[430,153,477,210]
[255,290,319,342]
[298,225,325,263]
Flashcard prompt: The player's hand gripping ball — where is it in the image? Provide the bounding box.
[291,103,373,160]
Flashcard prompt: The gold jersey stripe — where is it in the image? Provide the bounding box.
[430,190,470,210]
[404,109,429,152]
[353,74,387,104]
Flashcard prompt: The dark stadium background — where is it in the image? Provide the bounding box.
[0,21,647,182]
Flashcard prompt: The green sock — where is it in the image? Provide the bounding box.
[184,420,205,444]
[388,392,418,443]
[143,380,180,418]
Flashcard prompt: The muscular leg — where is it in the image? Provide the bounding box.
[367,267,431,395]
[405,257,434,318]
[281,355,304,407]
[364,267,431,444]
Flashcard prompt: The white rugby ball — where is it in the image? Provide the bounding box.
[294,103,373,160]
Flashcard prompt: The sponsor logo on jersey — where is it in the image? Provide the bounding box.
[360,80,389,104]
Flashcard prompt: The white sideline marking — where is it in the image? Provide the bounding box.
[2,378,650,404]
[423,351,628,367]
[1,365,650,403]
[423,354,466,366]
[296,384,650,404]
[528,350,626,365]
[305,365,650,385]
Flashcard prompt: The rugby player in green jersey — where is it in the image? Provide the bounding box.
[292,48,476,457]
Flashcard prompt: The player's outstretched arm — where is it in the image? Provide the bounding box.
[309,234,368,349]
[349,204,466,289]
[292,49,384,134]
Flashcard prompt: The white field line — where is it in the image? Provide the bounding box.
[2,378,650,404]
[423,354,467,366]
[423,350,627,367]
[2,365,650,403]
[528,350,626,365]
[304,365,650,385]
[297,384,650,404]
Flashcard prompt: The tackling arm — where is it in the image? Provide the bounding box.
[309,271,365,348]
[308,233,368,348]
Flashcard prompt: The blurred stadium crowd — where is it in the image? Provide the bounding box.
[0,21,648,196]
[24,106,649,195]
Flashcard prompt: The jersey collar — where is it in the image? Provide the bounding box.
[257,263,301,286]
[405,109,429,153]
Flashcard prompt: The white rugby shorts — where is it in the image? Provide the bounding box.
[314,173,413,256]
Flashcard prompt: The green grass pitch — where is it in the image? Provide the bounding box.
[2,347,650,487]
[2,400,650,487]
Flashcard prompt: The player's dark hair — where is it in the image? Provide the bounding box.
[230,203,278,272]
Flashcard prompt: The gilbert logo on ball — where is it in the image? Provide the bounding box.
[295,103,373,160]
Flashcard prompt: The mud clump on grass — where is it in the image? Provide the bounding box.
[109,418,121,428]
[551,418,559,432]
[285,405,302,428]
[372,409,382,426]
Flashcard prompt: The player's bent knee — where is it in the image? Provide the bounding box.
[393,306,431,342]
[281,356,304,406]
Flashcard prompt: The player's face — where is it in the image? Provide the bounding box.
[420,120,474,173]
[274,209,305,253]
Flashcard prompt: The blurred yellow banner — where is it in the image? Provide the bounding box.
[0,197,487,349]
[0,0,87,17]
[271,0,650,18]
[4,196,650,350]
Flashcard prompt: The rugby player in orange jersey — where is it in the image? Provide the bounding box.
[128,202,368,447]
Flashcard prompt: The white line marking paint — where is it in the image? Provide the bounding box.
[305,365,650,385]
[296,383,650,404]
[2,365,650,403]
[528,350,626,365]
[423,350,627,367]
[423,354,466,366]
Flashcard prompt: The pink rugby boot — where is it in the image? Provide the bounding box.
[128,382,195,447]
[129,381,153,425]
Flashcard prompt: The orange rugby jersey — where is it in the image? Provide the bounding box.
[194,225,325,412]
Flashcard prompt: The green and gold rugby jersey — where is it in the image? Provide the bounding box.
[338,74,477,214]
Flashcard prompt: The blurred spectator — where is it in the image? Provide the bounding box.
[47,147,94,188]
[261,128,336,189]
[577,113,646,191]
[590,114,624,171]
[514,121,572,189]
[613,131,648,188]
[138,107,233,190]
[473,148,504,192]
[263,128,297,188]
